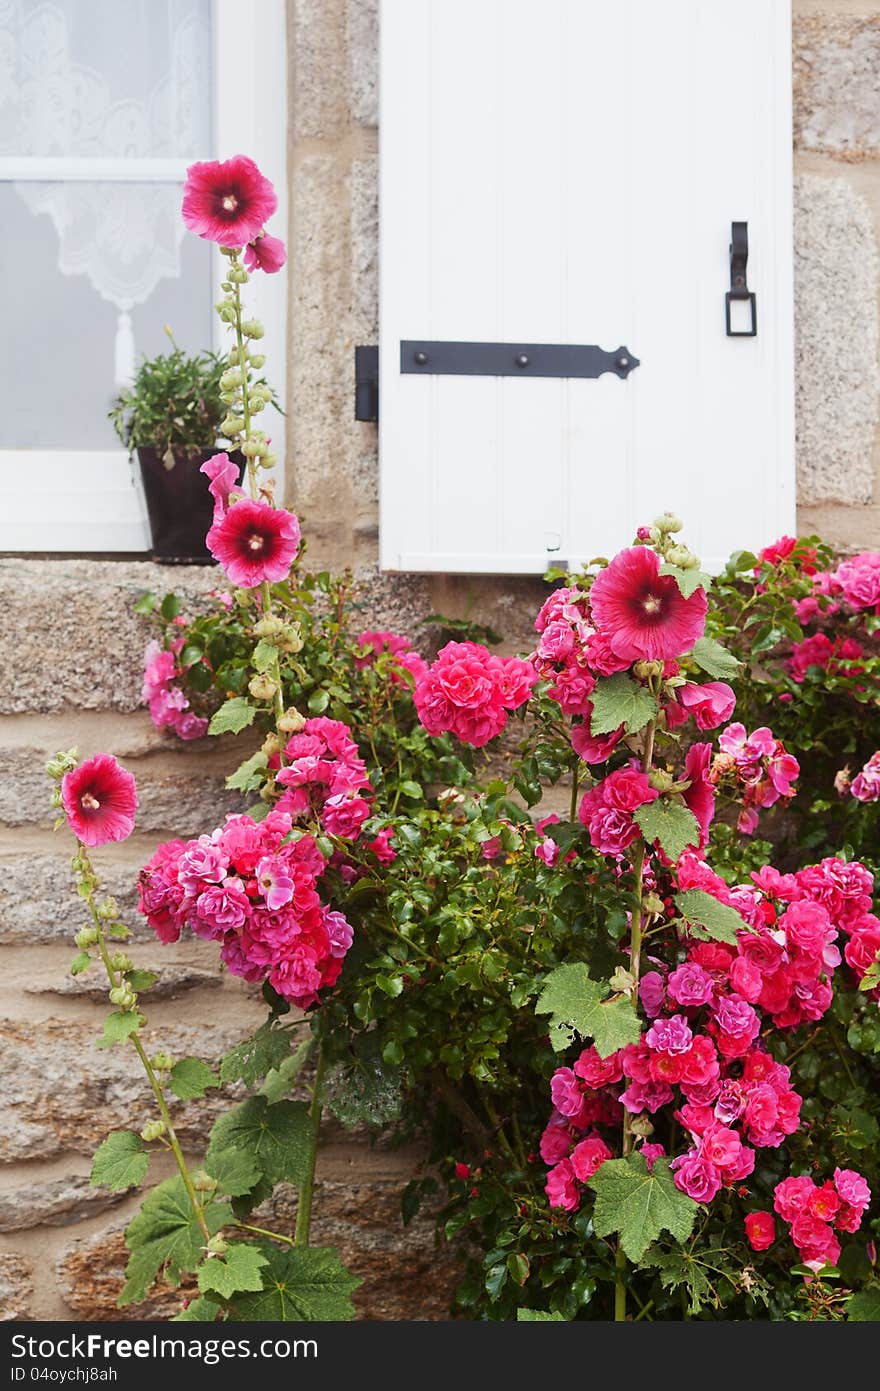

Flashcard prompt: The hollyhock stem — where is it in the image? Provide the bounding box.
[615,687,659,1321]
[79,856,211,1243]
[570,756,580,822]
[230,263,257,500]
[294,1043,326,1247]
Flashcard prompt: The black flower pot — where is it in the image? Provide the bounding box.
[136,447,244,564]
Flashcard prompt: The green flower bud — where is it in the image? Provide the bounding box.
[257,454,278,470]
[262,732,281,758]
[278,625,303,654]
[228,265,249,284]
[654,511,684,534]
[248,672,278,702]
[630,1115,654,1138]
[96,896,118,920]
[642,891,666,916]
[205,1235,228,1256]
[647,769,675,792]
[140,1119,166,1142]
[220,280,233,292]
[109,952,132,972]
[220,368,243,391]
[46,749,79,780]
[278,708,306,734]
[241,319,264,339]
[253,615,284,637]
[109,985,136,1010]
[240,439,262,458]
[249,396,266,413]
[192,1169,217,1193]
[633,659,664,679]
[220,245,237,258]
[220,416,245,437]
[151,1052,174,1072]
[75,927,98,950]
[250,354,266,369]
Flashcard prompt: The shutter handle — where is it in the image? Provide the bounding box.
[725,221,757,336]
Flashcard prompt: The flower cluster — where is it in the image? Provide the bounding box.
[142,638,208,741]
[138,809,351,1007]
[832,552,880,613]
[413,640,536,747]
[713,723,800,834]
[577,765,658,856]
[766,1169,872,1271]
[355,630,428,686]
[275,716,373,840]
[787,632,864,685]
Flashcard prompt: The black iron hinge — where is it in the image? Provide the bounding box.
[355,339,639,422]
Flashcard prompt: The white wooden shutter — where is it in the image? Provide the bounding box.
[379,0,795,574]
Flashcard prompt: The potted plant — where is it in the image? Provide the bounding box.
[109,332,257,563]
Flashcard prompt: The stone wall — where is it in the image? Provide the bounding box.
[3,0,880,1324]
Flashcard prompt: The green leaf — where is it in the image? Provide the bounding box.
[399,780,424,800]
[70,952,92,976]
[225,750,269,793]
[119,1178,231,1306]
[172,1296,221,1322]
[675,889,752,944]
[133,592,158,616]
[261,1038,314,1105]
[168,1058,218,1101]
[659,564,712,599]
[535,963,642,1057]
[125,969,158,992]
[90,1131,149,1192]
[590,673,658,736]
[847,1284,880,1321]
[858,953,880,993]
[251,640,277,673]
[634,801,700,860]
[690,636,742,680]
[517,1309,565,1321]
[96,1010,144,1049]
[644,1245,714,1315]
[226,1246,360,1322]
[324,1034,403,1128]
[206,1098,314,1188]
[204,1147,262,1198]
[219,1025,292,1086]
[180,644,203,668]
[197,1243,269,1299]
[159,592,182,621]
[208,697,258,736]
[586,1155,697,1262]
[307,689,330,714]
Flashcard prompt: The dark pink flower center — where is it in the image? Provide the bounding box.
[246,531,267,553]
[215,187,244,221]
[81,792,101,812]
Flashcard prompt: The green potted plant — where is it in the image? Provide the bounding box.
[109,332,248,564]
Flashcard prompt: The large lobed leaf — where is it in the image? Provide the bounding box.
[535,963,642,1057]
[675,888,753,944]
[586,1154,697,1262]
[634,801,700,860]
[90,1131,149,1193]
[206,1097,314,1188]
[119,1178,232,1307]
[226,1245,361,1322]
[590,674,658,736]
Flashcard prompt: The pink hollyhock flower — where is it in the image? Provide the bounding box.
[61,754,138,847]
[571,1135,613,1181]
[676,681,737,731]
[588,546,708,662]
[244,231,287,273]
[182,154,277,247]
[833,1168,871,1213]
[206,498,301,587]
[745,1212,776,1251]
[200,452,242,521]
[667,961,714,1008]
[671,1151,722,1203]
[256,855,295,911]
[546,1158,580,1211]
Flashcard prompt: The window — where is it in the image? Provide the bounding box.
[379,0,795,574]
[0,0,288,552]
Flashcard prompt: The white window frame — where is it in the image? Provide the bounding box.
[0,0,288,553]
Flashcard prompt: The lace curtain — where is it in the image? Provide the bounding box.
[0,0,212,418]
